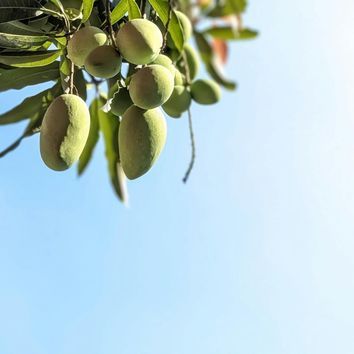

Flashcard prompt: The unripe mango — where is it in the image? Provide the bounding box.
[129,65,174,109]
[191,79,221,105]
[174,69,185,85]
[162,86,191,118]
[40,94,90,171]
[119,106,167,179]
[110,87,133,116]
[151,54,176,76]
[84,45,122,79]
[67,26,108,67]
[178,44,199,80]
[116,19,163,65]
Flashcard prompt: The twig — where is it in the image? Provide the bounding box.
[182,108,196,183]
[162,0,174,50]
[104,0,118,49]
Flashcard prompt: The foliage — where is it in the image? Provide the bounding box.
[0,0,257,203]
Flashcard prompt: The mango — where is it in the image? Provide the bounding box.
[84,45,122,78]
[178,43,199,80]
[110,87,133,116]
[119,106,167,179]
[191,79,221,105]
[129,65,174,109]
[116,19,163,65]
[40,94,90,171]
[67,26,107,67]
[162,85,191,118]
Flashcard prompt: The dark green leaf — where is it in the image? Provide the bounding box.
[78,97,100,175]
[148,0,184,51]
[0,49,61,67]
[0,0,43,23]
[0,84,60,125]
[0,61,60,92]
[98,95,127,202]
[0,31,50,50]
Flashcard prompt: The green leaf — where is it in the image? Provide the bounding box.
[0,31,50,50]
[0,0,43,24]
[127,0,141,20]
[78,97,100,175]
[98,95,127,202]
[148,0,184,51]
[208,0,247,17]
[0,50,61,67]
[0,61,60,92]
[82,0,95,22]
[0,84,60,125]
[111,0,128,25]
[203,26,258,40]
[195,31,236,90]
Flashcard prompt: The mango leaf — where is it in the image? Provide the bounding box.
[0,31,50,50]
[0,61,60,92]
[78,97,101,175]
[0,84,60,125]
[98,95,127,202]
[195,31,236,90]
[0,0,43,23]
[208,0,247,17]
[0,83,61,158]
[127,0,141,20]
[111,0,128,25]
[0,50,61,67]
[82,0,95,22]
[148,0,184,51]
[203,26,258,40]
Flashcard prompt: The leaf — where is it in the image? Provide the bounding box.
[0,82,61,158]
[148,0,184,51]
[195,31,236,90]
[0,84,60,125]
[82,0,95,22]
[111,0,128,25]
[78,97,100,175]
[203,26,258,40]
[208,0,247,17]
[0,49,61,67]
[98,95,127,202]
[127,0,141,20]
[0,0,43,23]
[0,31,50,50]
[0,61,60,92]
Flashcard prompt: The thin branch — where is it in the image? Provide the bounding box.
[182,108,196,183]
[162,0,174,50]
[104,0,118,50]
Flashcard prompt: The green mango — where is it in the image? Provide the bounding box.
[129,65,174,109]
[40,94,90,171]
[119,106,167,179]
[116,19,163,65]
[85,45,122,79]
[162,85,191,118]
[110,87,133,116]
[191,79,221,105]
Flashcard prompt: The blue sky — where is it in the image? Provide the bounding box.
[1,1,354,353]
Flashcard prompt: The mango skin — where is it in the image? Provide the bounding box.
[162,86,191,118]
[129,65,174,109]
[178,44,199,80]
[67,26,108,67]
[151,54,176,76]
[116,19,163,65]
[110,87,133,116]
[119,106,167,179]
[40,94,90,171]
[84,45,122,79]
[191,79,221,105]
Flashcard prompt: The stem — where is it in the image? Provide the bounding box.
[182,108,196,183]
[162,0,174,50]
[104,0,117,49]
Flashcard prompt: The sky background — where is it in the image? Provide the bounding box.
[1,0,354,353]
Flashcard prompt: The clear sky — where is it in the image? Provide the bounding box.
[1,1,354,354]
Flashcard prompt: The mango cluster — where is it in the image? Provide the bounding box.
[40,13,222,181]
